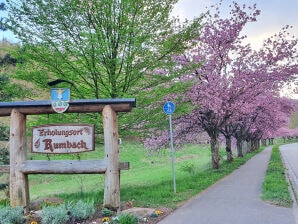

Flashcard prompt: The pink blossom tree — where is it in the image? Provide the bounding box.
[144,2,298,169]
[232,95,294,156]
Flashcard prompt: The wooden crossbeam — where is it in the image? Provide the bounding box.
[0,98,136,116]
[18,160,129,174]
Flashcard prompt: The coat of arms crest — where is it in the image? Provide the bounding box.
[51,88,70,113]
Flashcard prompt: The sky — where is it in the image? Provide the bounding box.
[172,0,298,49]
[172,0,298,99]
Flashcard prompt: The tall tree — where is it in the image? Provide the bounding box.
[177,2,262,169]
[6,0,202,99]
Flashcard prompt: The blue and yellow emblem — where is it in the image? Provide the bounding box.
[51,88,70,113]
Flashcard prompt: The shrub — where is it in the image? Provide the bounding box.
[65,200,95,220]
[40,205,68,224]
[101,207,114,217]
[40,200,96,224]
[180,162,196,174]
[0,206,24,224]
[0,183,8,190]
[0,199,9,207]
[0,147,9,165]
[0,126,9,141]
[112,213,138,224]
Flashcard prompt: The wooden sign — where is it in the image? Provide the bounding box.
[32,124,94,154]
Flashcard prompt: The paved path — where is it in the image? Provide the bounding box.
[159,146,297,224]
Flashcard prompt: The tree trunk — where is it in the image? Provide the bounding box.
[256,139,260,150]
[236,138,243,157]
[251,140,255,151]
[270,138,274,145]
[251,140,257,151]
[225,136,233,162]
[210,134,220,169]
[246,141,252,153]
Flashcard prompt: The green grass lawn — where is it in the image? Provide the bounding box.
[261,145,292,207]
[27,142,213,204]
[20,141,263,208]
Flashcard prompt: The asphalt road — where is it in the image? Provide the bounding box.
[159,145,298,224]
[280,143,298,202]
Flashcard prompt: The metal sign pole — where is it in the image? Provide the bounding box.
[169,114,176,193]
[163,101,176,193]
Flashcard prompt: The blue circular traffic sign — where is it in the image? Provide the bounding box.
[163,101,175,115]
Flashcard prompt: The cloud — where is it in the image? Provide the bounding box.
[172,0,212,19]
[172,0,298,50]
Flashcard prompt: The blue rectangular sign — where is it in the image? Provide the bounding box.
[51,88,70,101]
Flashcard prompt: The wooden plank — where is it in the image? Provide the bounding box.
[9,109,29,208]
[67,104,133,113]
[0,165,9,173]
[103,105,120,209]
[0,99,136,116]
[19,160,129,174]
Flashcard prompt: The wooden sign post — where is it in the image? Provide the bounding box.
[0,98,136,211]
[103,105,120,209]
[10,109,29,207]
